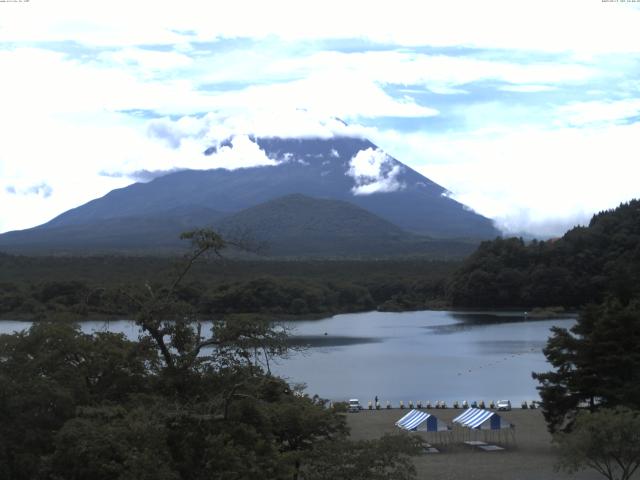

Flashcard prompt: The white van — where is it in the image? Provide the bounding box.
[348,398,362,412]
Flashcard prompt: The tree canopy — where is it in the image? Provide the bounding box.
[0,229,423,479]
[449,200,640,309]
[555,407,640,480]
[0,255,454,322]
[533,300,640,433]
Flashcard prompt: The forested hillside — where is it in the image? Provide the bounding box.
[527,201,640,439]
[214,194,475,257]
[0,255,456,321]
[449,200,640,308]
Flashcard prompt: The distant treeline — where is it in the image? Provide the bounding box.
[448,200,640,309]
[0,256,456,321]
[3,199,639,320]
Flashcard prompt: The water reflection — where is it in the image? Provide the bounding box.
[275,310,575,404]
[285,335,381,348]
[426,311,575,335]
[474,340,547,355]
[450,312,532,324]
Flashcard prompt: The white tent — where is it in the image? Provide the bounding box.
[452,408,515,444]
[396,409,449,432]
[452,408,512,430]
[395,409,452,445]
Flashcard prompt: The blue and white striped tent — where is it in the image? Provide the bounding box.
[395,409,448,432]
[452,408,512,430]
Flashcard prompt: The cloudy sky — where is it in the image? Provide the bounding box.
[1,0,639,236]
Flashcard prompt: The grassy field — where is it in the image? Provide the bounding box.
[346,409,612,480]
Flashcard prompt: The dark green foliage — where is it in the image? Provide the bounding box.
[0,230,422,479]
[48,405,179,480]
[533,300,640,433]
[214,194,477,258]
[37,281,88,305]
[0,298,420,480]
[0,323,157,479]
[0,254,457,320]
[554,407,640,480]
[201,277,375,315]
[449,200,640,308]
[301,434,423,480]
[0,282,24,315]
[216,194,407,256]
[522,201,640,443]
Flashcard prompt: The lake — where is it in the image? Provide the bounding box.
[0,310,575,406]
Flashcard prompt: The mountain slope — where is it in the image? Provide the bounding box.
[40,137,497,237]
[0,136,499,255]
[0,206,224,254]
[215,194,474,257]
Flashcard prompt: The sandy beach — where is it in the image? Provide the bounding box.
[346,408,620,480]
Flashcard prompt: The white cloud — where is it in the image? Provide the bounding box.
[147,110,376,144]
[98,48,194,74]
[0,109,145,233]
[206,135,277,169]
[0,0,638,237]
[427,86,469,95]
[2,0,640,54]
[5,183,53,198]
[147,115,213,148]
[499,85,557,93]
[0,106,377,233]
[346,148,405,195]
[202,74,438,120]
[271,51,599,95]
[378,123,640,237]
[0,47,443,120]
[0,47,206,116]
[0,1,187,46]
[555,99,640,127]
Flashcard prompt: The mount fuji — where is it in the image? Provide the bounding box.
[0,136,499,256]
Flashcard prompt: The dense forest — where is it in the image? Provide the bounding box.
[449,200,640,309]
[0,255,456,321]
[3,200,640,321]
[0,231,423,479]
[528,201,640,455]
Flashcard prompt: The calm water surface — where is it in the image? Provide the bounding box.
[273,310,575,405]
[1,310,575,405]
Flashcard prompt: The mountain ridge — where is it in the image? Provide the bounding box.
[214,193,474,257]
[0,136,499,256]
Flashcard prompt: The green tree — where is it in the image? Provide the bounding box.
[533,300,640,432]
[47,405,179,480]
[301,434,423,480]
[555,407,640,480]
[0,323,155,479]
[449,200,640,309]
[266,394,348,479]
[0,229,424,479]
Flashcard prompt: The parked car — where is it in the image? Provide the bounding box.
[496,400,512,411]
[348,398,362,412]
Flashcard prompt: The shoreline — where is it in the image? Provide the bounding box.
[0,306,579,323]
